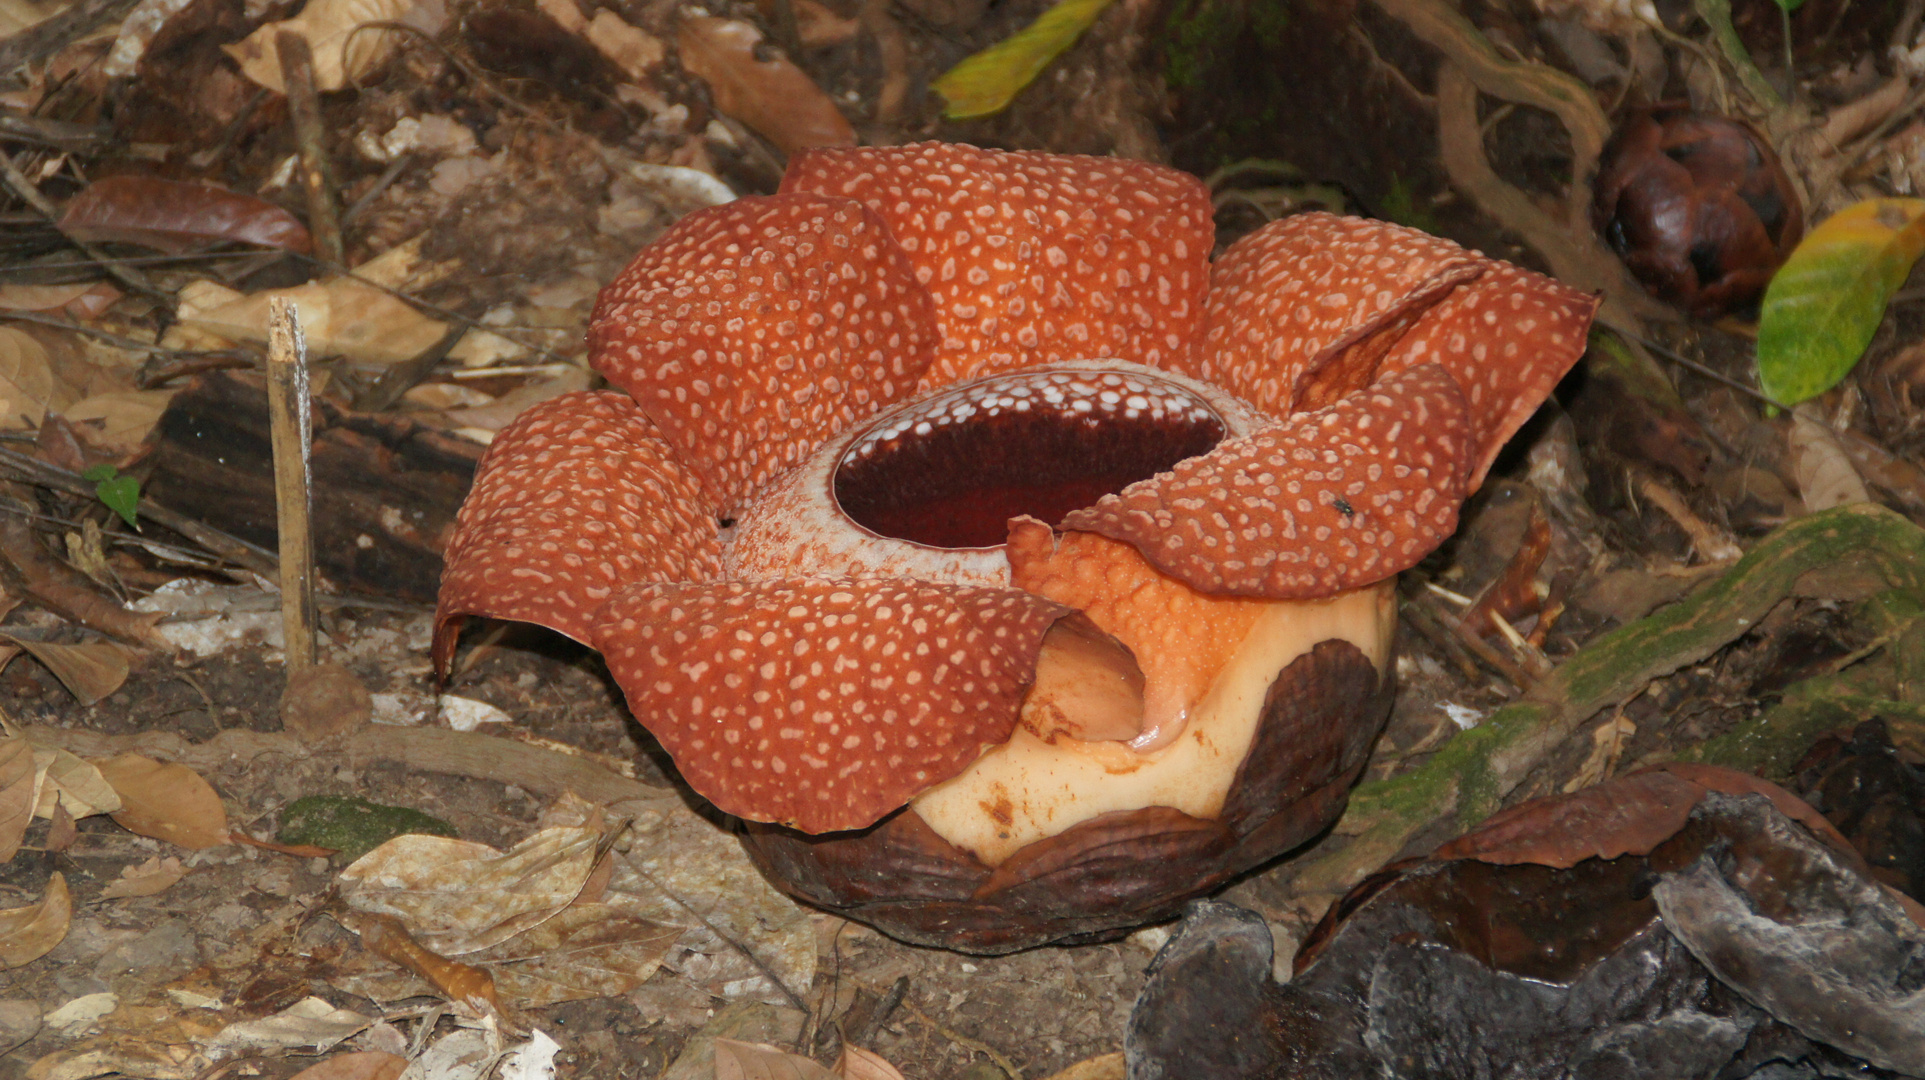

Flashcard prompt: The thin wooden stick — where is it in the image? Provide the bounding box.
[267,299,317,673]
[276,30,345,267]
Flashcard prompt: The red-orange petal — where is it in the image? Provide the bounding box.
[592,578,1069,832]
[1177,212,1483,418]
[433,391,723,674]
[1060,364,1472,598]
[781,142,1214,389]
[1380,260,1598,487]
[586,193,939,509]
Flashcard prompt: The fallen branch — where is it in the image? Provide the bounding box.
[20,723,679,810]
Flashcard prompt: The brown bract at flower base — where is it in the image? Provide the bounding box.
[434,141,1597,950]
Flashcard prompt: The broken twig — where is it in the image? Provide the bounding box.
[267,299,318,672]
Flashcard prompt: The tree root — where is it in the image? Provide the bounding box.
[1288,503,1925,896]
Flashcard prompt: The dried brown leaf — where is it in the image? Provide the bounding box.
[57,176,312,255]
[62,390,178,456]
[98,855,186,899]
[91,753,230,849]
[1,635,131,706]
[0,326,57,430]
[0,737,32,862]
[714,1038,838,1080]
[1039,1053,1125,1080]
[835,1046,907,1080]
[676,16,855,155]
[288,1052,411,1080]
[0,871,70,968]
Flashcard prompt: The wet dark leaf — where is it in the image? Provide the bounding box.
[58,176,312,255]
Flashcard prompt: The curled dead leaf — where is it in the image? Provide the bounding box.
[29,742,120,819]
[0,635,131,706]
[0,872,71,969]
[340,910,502,1018]
[0,738,31,862]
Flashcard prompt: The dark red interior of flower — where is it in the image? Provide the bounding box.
[833,384,1225,549]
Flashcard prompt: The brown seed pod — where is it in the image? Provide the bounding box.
[1593,105,1804,319]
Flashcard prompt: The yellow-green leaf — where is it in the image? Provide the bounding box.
[1757,197,1925,407]
[931,0,1118,119]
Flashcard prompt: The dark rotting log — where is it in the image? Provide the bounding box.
[136,371,481,602]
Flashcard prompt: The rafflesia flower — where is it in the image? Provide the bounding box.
[434,142,1597,952]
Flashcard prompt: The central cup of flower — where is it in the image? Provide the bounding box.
[832,369,1227,549]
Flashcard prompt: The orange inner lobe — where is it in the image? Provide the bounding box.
[1006,523,1271,749]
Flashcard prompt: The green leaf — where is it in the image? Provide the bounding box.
[1771,0,1806,12]
[1757,197,1925,407]
[931,0,1119,120]
[80,465,141,528]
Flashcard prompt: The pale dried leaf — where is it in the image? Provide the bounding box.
[338,826,606,954]
[714,1039,837,1080]
[0,737,32,861]
[224,0,423,93]
[676,16,855,155]
[0,282,98,312]
[0,325,56,429]
[208,996,374,1052]
[30,743,120,819]
[835,1046,907,1080]
[484,900,681,1005]
[184,279,447,366]
[61,390,177,455]
[583,10,663,81]
[1563,713,1637,793]
[288,1051,411,1080]
[0,871,70,968]
[612,798,815,1005]
[1,636,131,706]
[1791,409,1872,513]
[91,753,230,849]
[98,855,185,900]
